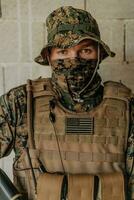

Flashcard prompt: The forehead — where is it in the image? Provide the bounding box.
[77,39,97,47]
[51,39,98,51]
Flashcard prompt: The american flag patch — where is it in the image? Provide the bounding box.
[65,117,94,135]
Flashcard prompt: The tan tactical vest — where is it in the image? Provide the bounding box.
[14,78,131,200]
[32,78,130,174]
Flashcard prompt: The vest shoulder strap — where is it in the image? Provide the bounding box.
[103,81,132,100]
[26,77,55,98]
[26,78,55,149]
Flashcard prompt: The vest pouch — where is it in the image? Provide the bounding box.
[98,172,126,200]
[37,173,64,200]
[68,174,94,200]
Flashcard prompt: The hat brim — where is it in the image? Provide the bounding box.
[34,33,115,66]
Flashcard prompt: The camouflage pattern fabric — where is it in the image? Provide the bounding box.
[51,58,98,73]
[51,58,99,97]
[51,58,102,106]
[0,79,134,200]
[34,6,115,65]
[126,97,134,199]
[0,85,27,159]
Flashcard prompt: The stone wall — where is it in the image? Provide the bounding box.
[0,0,134,179]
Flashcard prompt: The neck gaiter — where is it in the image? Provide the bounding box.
[51,58,102,102]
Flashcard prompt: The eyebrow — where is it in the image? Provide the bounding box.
[80,42,98,50]
[81,45,93,48]
[80,44,96,49]
[82,41,97,46]
[56,49,68,52]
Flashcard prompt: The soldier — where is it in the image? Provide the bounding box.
[0,6,134,200]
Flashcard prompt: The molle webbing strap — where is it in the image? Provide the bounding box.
[99,173,125,200]
[37,173,64,200]
[26,79,36,149]
[68,174,94,200]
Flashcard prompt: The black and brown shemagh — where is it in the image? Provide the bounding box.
[51,58,102,101]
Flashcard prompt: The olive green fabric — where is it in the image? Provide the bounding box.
[34,6,115,65]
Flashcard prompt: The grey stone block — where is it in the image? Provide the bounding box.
[98,20,124,63]
[19,0,29,20]
[87,0,134,19]
[0,1,2,17]
[32,22,46,61]
[0,66,4,95]
[0,21,19,62]
[4,64,32,88]
[1,0,17,19]
[4,65,19,92]
[18,65,32,85]
[31,63,52,79]
[2,152,14,181]
[126,21,134,62]
[31,0,84,20]
[20,22,30,62]
[99,63,134,92]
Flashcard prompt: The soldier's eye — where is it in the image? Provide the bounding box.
[80,48,92,55]
[57,50,68,55]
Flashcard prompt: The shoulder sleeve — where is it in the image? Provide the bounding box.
[0,85,27,158]
[126,97,134,200]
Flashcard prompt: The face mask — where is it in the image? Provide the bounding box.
[51,58,99,95]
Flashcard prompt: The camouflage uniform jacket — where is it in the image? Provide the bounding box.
[0,78,134,200]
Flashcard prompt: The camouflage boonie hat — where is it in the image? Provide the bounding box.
[35,6,115,65]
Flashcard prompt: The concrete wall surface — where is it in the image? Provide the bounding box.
[0,0,134,179]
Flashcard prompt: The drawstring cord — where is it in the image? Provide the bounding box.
[75,43,100,97]
[49,98,66,174]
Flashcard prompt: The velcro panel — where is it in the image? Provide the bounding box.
[37,173,64,200]
[68,174,94,200]
[65,117,94,135]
